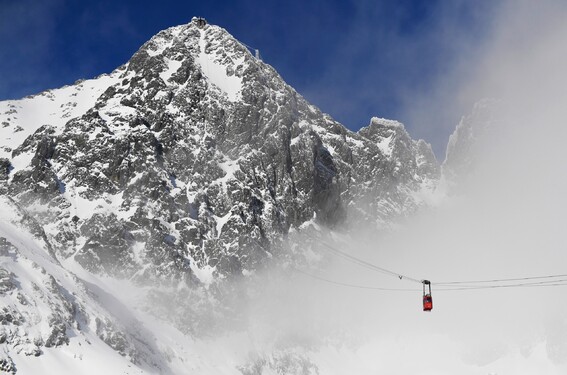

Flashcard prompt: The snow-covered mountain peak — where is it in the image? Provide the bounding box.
[358,116,436,170]
[0,15,444,279]
[0,18,446,373]
[126,18,265,105]
[368,116,405,129]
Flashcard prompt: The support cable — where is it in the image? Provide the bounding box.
[294,267,567,293]
[320,241,423,284]
[294,268,418,292]
[435,278,567,291]
[315,242,567,292]
[434,274,567,285]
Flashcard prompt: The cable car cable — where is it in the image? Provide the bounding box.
[293,268,419,292]
[315,242,567,293]
[294,268,567,293]
[320,241,423,284]
[434,273,567,285]
[434,279,567,291]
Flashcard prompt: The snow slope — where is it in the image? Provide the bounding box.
[0,73,121,160]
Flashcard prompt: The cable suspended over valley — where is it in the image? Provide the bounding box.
[319,242,423,284]
[294,267,418,292]
[296,241,567,292]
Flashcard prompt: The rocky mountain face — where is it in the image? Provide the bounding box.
[0,196,169,374]
[0,18,439,282]
[442,99,501,189]
[0,18,443,373]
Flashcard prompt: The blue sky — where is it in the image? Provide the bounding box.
[0,0,500,157]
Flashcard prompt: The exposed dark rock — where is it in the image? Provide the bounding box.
[95,317,133,358]
[0,158,10,180]
[44,316,69,347]
[0,238,16,257]
[0,268,16,294]
[0,355,16,374]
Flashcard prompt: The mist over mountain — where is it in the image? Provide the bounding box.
[1,6,566,374]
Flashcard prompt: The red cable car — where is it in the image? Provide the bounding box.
[422,280,433,312]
